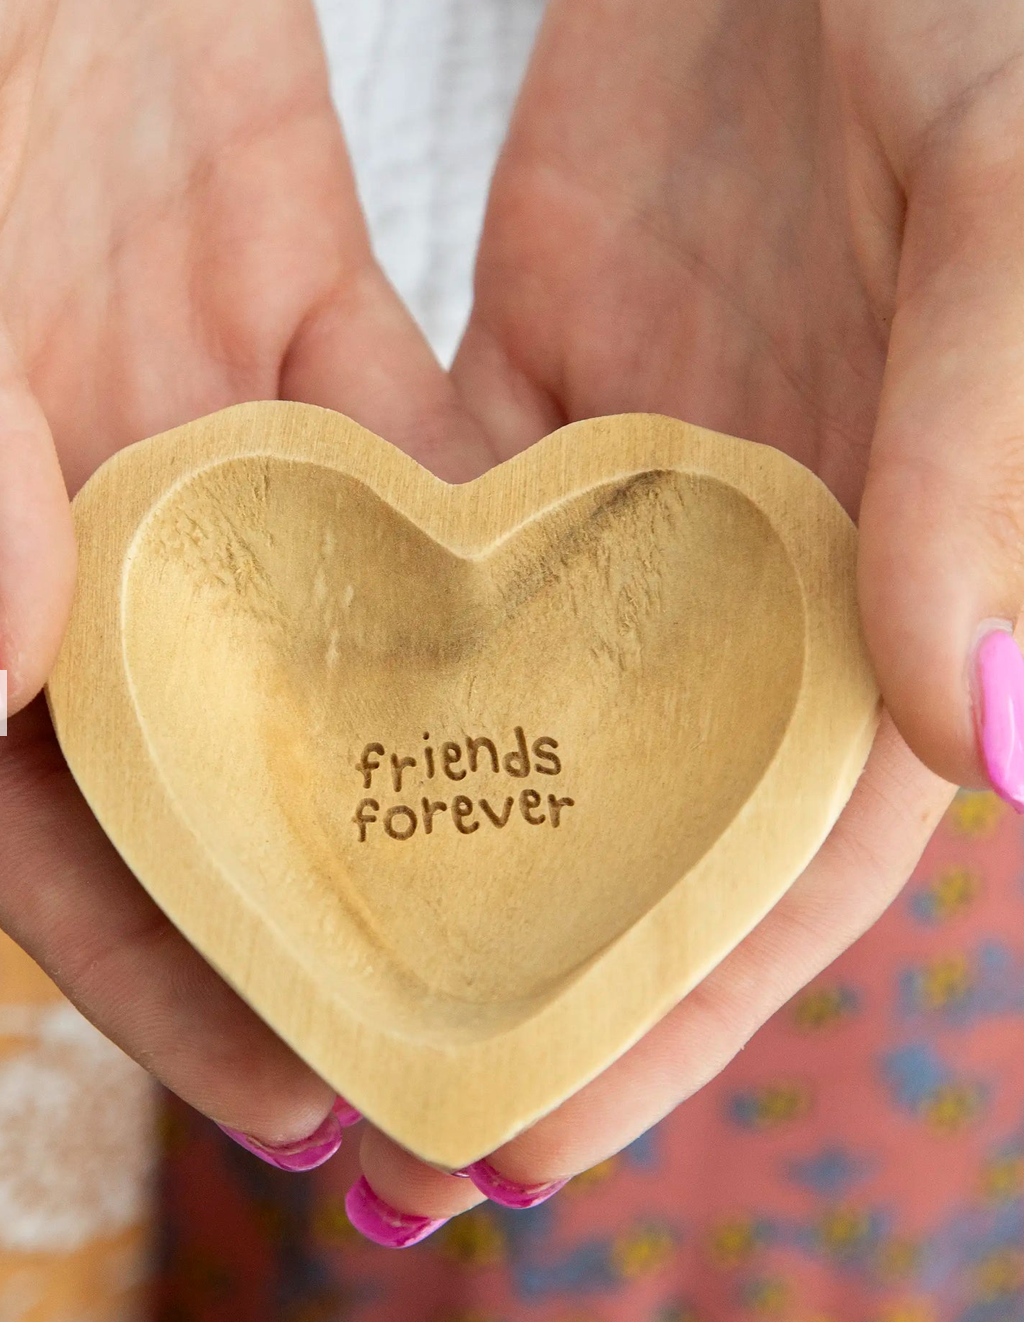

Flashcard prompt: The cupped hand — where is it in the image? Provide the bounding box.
[0,0,492,1164]
[348,0,1020,1240]
[4,0,1013,1249]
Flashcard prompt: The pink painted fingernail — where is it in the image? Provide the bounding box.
[332,1096,362,1127]
[974,624,1024,813]
[457,1157,569,1208]
[218,1105,345,1173]
[344,1175,448,1247]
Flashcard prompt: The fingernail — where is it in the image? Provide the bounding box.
[332,1096,362,1127]
[218,1105,344,1173]
[974,623,1024,812]
[457,1157,569,1208]
[344,1175,449,1247]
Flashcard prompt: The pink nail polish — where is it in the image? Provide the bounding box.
[332,1097,362,1127]
[458,1157,569,1208]
[344,1175,448,1247]
[975,625,1024,813]
[218,1106,344,1173]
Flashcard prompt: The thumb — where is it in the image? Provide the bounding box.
[859,132,1024,803]
[0,318,75,714]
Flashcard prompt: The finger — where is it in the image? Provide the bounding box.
[341,1127,485,1248]
[347,716,951,1232]
[0,699,355,1170]
[0,318,75,712]
[859,114,1024,796]
[281,259,497,482]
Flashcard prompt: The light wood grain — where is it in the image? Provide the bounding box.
[46,404,879,1168]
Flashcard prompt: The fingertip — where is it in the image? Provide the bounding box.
[857,472,985,791]
[971,620,1024,812]
[0,425,76,715]
[218,1101,345,1172]
[344,1174,449,1248]
[358,1127,484,1221]
[457,1156,569,1208]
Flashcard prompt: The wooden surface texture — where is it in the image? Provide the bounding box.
[47,404,879,1167]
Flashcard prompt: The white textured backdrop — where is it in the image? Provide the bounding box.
[314,0,545,362]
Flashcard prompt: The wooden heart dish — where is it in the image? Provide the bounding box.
[47,403,879,1168]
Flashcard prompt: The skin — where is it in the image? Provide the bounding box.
[1,0,1020,1229]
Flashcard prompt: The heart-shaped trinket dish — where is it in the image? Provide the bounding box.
[47,403,879,1168]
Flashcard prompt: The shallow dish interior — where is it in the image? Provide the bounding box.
[123,457,805,1045]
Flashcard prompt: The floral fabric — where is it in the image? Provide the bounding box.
[156,790,1024,1322]
[0,932,154,1322]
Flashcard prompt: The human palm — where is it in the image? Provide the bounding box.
[457,0,1024,788]
[458,0,886,497]
[0,0,493,491]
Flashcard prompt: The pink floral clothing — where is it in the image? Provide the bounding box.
[158,790,1024,1322]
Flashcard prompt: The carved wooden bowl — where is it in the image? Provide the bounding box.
[47,404,879,1167]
